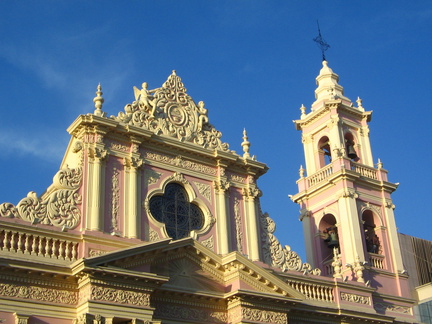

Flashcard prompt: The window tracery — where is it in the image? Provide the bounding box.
[149,183,204,240]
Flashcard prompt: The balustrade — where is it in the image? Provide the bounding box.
[368,253,385,269]
[0,228,79,261]
[286,279,334,302]
[350,162,378,180]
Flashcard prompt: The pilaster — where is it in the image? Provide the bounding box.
[213,162,231,255]
[242,179,261,261]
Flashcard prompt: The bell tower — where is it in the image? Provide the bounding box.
[292,61,408,296]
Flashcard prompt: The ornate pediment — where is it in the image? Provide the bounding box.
[112,71,230,152]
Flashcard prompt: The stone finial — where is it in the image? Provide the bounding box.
[300,104,307,119]
[93,84,105,117]
[356,96,365,111]
[241,129,251,159]
[377,158,383,169]
[299,165,305,178]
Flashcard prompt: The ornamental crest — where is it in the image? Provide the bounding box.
[112,71,229,152]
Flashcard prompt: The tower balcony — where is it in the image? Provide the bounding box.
[297,158,392,192]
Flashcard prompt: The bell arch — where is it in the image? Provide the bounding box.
[318,213,339,273]
[317,136,331,168]
[344,131,359,161]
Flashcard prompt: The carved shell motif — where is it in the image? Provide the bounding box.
[113,71,230,152]
[0,167,82,230]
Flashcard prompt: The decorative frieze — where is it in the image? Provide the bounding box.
[110,167,120,235]
[144,151,217,175]
[0,282,77,305]
[110,142,129,152]
[91,286,150,307]
[153,304,227,323]
[340,292,370,305]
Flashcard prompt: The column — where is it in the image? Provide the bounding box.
[124,156,143,238]
[214,178,230,255]
[87,146,107,231]
[242,184,261,261]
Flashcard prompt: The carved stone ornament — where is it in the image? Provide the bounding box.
[340,292,371,305]
[201,235,214,250]
[153,304,227,323]
[91,285,150,306]
[260,209,321,275]
[0,167,82,230]
[112,71,230,152]
[242,307,287,324]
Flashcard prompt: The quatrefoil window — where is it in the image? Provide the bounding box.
[149,183,204,240]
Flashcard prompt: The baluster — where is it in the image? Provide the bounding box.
[37,236,43,256]
[31,235,37,255]
[10,231,16,252]
[45,238,51,257]
[17,232,23,253]
[65,241,70,260]
[24,234,30,254]
[71,242,77,261]
[52,239,59,258]
[2,230,7,250]
[59,240,64,259]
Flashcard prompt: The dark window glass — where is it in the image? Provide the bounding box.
[149,183,204,240]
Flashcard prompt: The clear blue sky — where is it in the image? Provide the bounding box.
[0,1,431,259]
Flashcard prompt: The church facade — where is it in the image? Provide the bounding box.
[0,63,422,323]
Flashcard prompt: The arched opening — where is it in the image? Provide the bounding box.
[344,132,359,161]
[362,210,381,254]
[318,214,339,274]
[318,136,331,168]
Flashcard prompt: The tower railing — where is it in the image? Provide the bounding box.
[350,162,378,180]
[303,160,380,189]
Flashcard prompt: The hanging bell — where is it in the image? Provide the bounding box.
[347,145,358,159]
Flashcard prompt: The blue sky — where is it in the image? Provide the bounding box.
[0,1,431,259]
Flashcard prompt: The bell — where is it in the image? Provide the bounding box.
[347,145,358,159]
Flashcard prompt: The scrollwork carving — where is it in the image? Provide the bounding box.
[242,308,287,324]
[0,167,82,230]
[260,210,321,275]
[91,286,150,306]
[0,282,77,304]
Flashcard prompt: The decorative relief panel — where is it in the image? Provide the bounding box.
[340,292,371,305]
[0,166,82,230]
[144,169,162,185]
[110,167,120,235]
[149,227,160,242]
[0,282,77,305]
[374,302,411,314]
[194,181,211,202]
[110,142,129,152]
[242,308,287,324]
[91,286,150,307]
[145,151,216,175]
[112,71,230,152]
[260,209,321,275]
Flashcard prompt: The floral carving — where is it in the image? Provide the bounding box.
[110,167,120,235]
[112,71,229,152]
[234,197,243,253]
[144,169,162,185]
[260,210,321,275]
[374,302,411,314]
[201,235,214,250]
[0,167,82,230]
[91,286,150,306]
[194,181,211,202]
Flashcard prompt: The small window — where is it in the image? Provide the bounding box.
[149,183,204,240]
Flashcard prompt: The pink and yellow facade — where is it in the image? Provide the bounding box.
[0,65,418,323]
